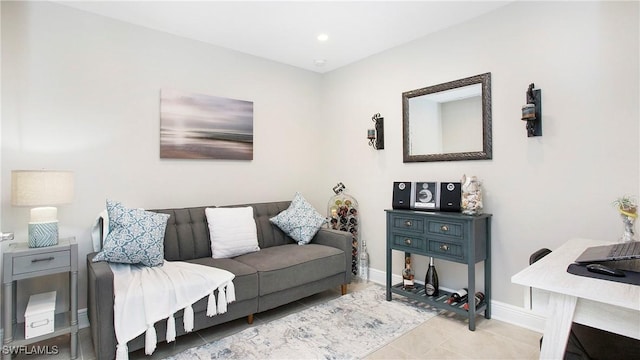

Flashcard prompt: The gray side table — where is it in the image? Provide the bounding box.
[2,237,78,359]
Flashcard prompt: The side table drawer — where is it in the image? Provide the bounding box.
[392,234,426,252]
[390,215,424,234]
[13,250,71,275]
[428,239,464,261]
[427,220,464,240]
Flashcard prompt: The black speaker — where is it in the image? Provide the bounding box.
[392,182,412,209]
[439,182,461,212]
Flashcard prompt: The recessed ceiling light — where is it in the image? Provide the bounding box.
[314,59,327,67]
[317,33,329,42]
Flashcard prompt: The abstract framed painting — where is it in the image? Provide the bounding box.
[160,89,253,160]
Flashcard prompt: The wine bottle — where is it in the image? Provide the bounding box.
[402,256,415,290]
[424,257,439,296]
[463,292,485,311]
[446,288,468,304]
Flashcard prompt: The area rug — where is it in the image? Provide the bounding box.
[163,284,438,360]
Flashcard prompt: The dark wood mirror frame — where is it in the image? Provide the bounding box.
[402,72,492,162]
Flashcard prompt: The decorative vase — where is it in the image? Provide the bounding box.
[461,174,483,215]
[620,213,637,243]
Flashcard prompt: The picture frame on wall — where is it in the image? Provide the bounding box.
[160,89,254,160]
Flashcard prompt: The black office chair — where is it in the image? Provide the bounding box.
[530,248,640,360]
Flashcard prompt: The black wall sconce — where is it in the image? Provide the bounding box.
[522,83,542,137]
[367,113,384,149]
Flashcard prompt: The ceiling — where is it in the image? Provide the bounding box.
[56,1,511,73]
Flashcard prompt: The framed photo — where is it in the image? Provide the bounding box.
[160,89,253,160]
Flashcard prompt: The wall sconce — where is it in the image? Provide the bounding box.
[522,83,542,137]
[367,113,384,150]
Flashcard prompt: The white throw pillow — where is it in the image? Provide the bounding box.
[205,206,260,259]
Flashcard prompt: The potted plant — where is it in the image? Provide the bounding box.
[613,195,637,217]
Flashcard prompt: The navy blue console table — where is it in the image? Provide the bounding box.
[385,210,492,331]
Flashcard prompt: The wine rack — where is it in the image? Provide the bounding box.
[390,283,488,318]
[385,210,492,331]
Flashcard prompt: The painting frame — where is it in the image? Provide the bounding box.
[160,89,254,160]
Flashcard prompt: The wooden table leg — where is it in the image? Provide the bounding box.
[540,293,577,359]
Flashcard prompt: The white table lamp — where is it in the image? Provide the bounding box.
[11,170,74,247]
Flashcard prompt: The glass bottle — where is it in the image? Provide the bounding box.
[402,256,415,290]
[358,240,369,281]
[463,292,485,311]
[446,288,468,304]
[424,257,439,296]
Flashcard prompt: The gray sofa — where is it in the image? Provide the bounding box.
[86,201,352,360]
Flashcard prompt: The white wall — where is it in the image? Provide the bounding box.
[408,96,442,154]
[1,0,638,317]
[1,1,324,310]
[441,96,482,153]
[320,1,639,307]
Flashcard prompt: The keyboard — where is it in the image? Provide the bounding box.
[608,241,640,257]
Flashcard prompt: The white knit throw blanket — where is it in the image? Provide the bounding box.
[110,261,236,360]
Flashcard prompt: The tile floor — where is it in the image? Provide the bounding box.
[11,281,541,359]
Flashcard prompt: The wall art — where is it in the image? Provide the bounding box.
[160,89,253,160]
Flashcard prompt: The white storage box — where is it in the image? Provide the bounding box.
[24,291,56,339]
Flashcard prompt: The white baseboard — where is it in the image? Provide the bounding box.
[366,267,545,334]
[490,299,545,333]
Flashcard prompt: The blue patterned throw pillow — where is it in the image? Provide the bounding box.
[270,192,327,245]
[93,200,170,267]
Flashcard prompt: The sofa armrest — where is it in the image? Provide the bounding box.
[312,228,353,284]
[87,252,116,360]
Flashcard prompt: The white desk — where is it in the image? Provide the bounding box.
[512,238,640,359]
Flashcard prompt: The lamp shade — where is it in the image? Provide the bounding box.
[11,170,74,207]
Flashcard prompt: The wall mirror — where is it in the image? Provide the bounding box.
[402,72,492,162]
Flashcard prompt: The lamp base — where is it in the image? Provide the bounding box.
[28,221,59,248]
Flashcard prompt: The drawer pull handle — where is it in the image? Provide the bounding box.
[439,244,449,251]
[404,220,412,227]
[31,257,54,263]
[440,225,449,232]
[30,318,51,328]
[404,239,412,246]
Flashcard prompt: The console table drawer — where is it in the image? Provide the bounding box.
[428,239,464,261]
[392,234,426,252]
[427,220,464,240]
[390,215,424,234]
[13,250,71,275]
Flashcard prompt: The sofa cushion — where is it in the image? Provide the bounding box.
[234,244,345,296]
[152,207,212,261]
[269,193,326,245]
[93,200,170,267]
[186,257,258,303]
[205,207,260,259]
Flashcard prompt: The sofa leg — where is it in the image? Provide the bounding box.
[341,284,347,295]
[247,314,254,324]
